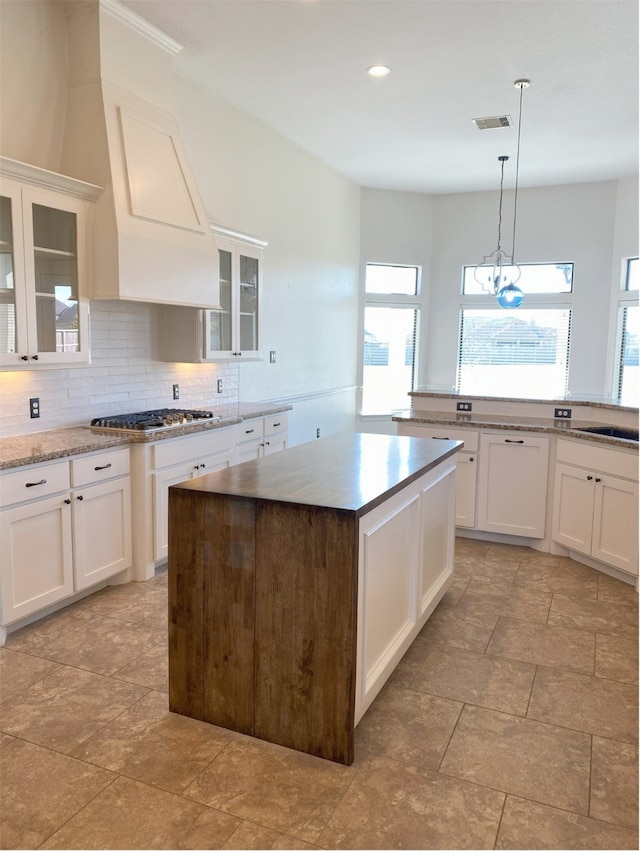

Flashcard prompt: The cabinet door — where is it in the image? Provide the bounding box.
[551,463,594,556]
[262,435,288,456]
[0,182,29,365]
[153,463,198,561]
[204,243,233,357]
[21,186,90,364]
[237,245,260,356]
[360,493,420,704]
[592,475,639,574]
[454,452,477,528]
[73,478,132,590]
[477,434,549,538]
[0,495,73,624]
[419,464,456,615]
[235,439,264,465]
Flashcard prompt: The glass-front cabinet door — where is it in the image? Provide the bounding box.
[0,185,28,362]
[0,163,98,369]
[204,232,264,360]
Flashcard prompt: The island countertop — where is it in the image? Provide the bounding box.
[172,431,462,515]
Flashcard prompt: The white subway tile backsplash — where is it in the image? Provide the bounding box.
[0,302,241,437]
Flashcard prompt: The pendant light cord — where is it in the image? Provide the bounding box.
[497,156,506,253]
[511,81,526,265]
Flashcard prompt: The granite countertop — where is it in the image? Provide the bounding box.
[392,411,639,450]
[408,391,638,413]
[0,404,293,471]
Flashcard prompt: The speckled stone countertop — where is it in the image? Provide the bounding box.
[408,391,638,413]
[0,403,292,471]
[392,411,639,450]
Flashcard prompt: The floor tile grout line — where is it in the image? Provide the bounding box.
[492,791,509,851]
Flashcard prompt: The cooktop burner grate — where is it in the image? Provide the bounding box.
[90,408,220,432]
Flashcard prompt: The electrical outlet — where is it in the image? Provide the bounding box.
[554,407,572,419]
[269,350,277,363]
[30,397,40,418]
[456,401,472,412]
[217,379,223,393]
[172,384,179,400]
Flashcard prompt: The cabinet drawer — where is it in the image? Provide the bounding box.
[71,448,130,487]
[398,424,478,452]
[264,414,288,436]
[0,461,70,507]
[235,419,265,443]
[556,438,638,480]
[152,428,234,469]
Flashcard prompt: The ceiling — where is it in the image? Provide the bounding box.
[119,0,639,194]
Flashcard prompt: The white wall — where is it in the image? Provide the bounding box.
[425,180,632,398]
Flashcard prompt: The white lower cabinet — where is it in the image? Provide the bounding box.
[0,448,131,626]
[395,424,478,528]
[552,440,638,575]
[355,459,456,723]
[151,428,235,561]
[234,414,288,464]
[477,433,549,538]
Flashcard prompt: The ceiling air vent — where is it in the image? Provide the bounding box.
[472,115,513,130]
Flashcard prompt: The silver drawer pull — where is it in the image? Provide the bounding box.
[25,479,47,487]
[94,463,112,471]
[505,439,525,444]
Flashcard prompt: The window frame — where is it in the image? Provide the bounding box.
[457,261,574,399]
[358,262,423,418]
[611,256,639,404]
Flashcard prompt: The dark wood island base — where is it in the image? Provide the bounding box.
[168,432,461,764]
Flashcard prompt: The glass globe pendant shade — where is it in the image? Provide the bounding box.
[496,282,525,308]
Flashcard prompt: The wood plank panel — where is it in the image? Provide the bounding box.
[168,488,206,719]
[254,501,358,765]
[202,495,256,733]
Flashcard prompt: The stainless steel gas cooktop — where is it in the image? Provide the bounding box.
[89,408,221,433]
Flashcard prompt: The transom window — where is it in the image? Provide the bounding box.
[462,262,574,295]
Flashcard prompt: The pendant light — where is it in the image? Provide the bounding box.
[474,79,530,309]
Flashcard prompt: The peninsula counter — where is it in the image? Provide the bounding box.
[168,432,462,764]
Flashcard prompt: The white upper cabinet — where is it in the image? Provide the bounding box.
[207,231,263,359]
[0,160,101,369]
[164,226,267,363]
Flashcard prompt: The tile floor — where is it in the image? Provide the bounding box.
[0,538,638,850]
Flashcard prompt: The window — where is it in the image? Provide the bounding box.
[613,257,639,405]
[361,264,420,415]
[457,262,573,399]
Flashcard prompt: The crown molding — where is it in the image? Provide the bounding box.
[99,0,183,55]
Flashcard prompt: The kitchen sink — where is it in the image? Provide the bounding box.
[574,425,639,441]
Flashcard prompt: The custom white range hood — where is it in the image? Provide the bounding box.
[60,0,220,309]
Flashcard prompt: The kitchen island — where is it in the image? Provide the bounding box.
[168,432,462,764]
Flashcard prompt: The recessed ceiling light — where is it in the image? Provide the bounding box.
[367,65,390,77]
